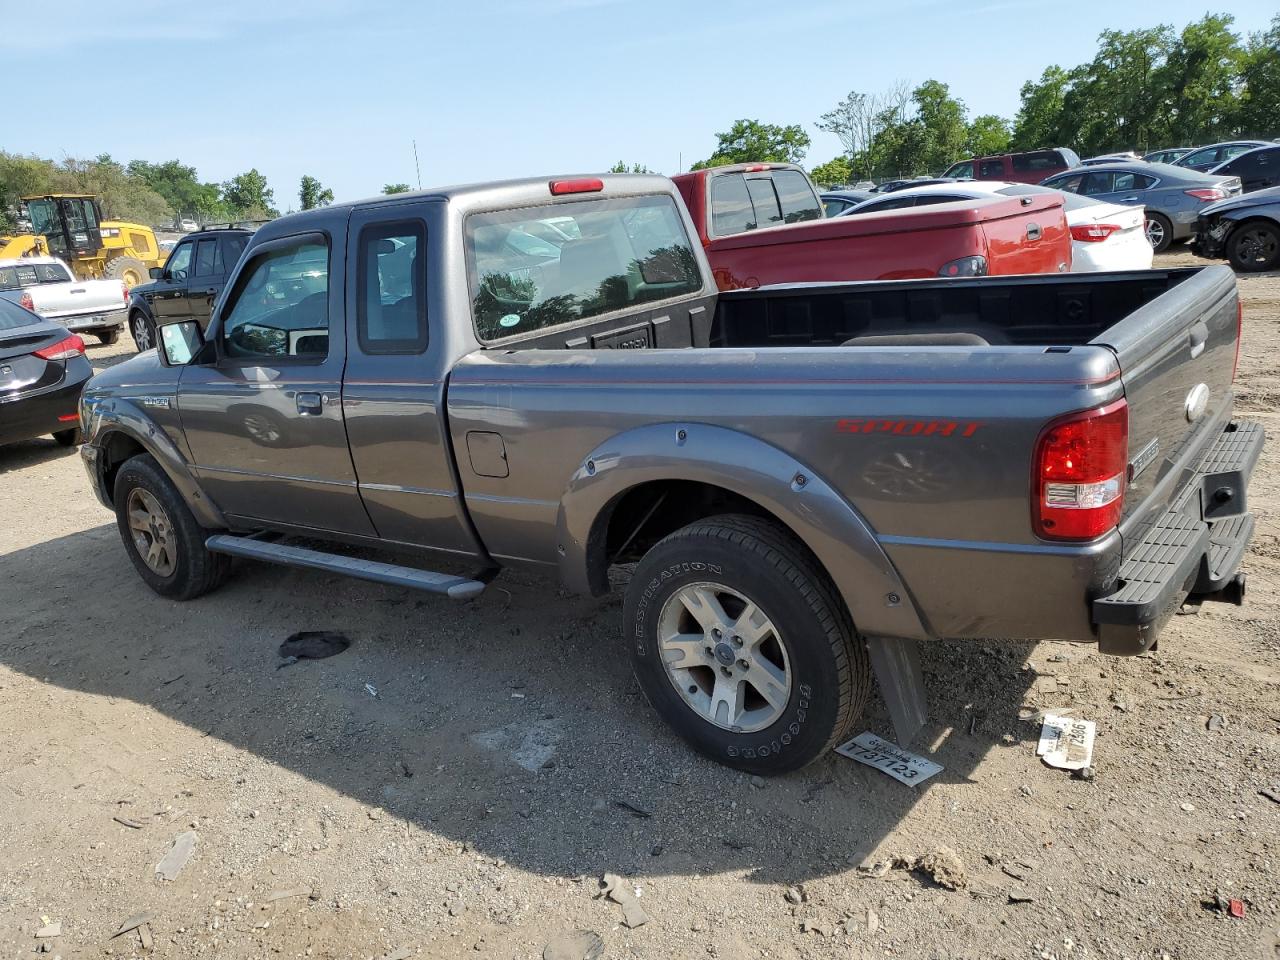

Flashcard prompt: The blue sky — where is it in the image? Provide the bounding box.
[7,0,1277,208]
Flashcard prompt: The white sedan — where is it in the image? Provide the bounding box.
[840,181,1153,272]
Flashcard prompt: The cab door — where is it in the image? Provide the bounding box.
[147,240,193,323]
[187,236,226,326]
[176,228,376,536]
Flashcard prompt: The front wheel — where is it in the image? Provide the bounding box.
[624,514,869,774]
[1145,212,1174,253]
[113,454,231,599]
[129,311,155,352]
[1227,220,1280,273]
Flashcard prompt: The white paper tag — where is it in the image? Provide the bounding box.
[835,731,943,786]
[1036,714,1096,770]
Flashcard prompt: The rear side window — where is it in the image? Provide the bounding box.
[1012,151,1064,172]
[0,261,71,290]
[467,194,702,341]
[224,234,249,266]
[710,174,756,234]
[221,239,330,359]
[979,159,1006,178]
[193,238,219,277]
[772,170,822,224]
[358,221,428,354]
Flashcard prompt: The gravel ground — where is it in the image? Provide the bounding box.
[1,251,1278,960]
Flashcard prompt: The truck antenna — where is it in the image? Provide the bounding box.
[413,140,422,189]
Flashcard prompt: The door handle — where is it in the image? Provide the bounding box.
[1116,196,1139,202]
[1189,321,1208,359]
[201,288,217,297]
[296,392,323,415]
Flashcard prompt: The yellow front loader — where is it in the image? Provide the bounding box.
[0,194,164,288]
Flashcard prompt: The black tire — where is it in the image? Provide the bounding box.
[1226,219,1280,273]
[103,256,148,289]
[53,428,80,446]
[1145,212,1174,253]
[95,327,121,346]
[624,514,869,774]
[129,311,156,352]
[113,454,231,600]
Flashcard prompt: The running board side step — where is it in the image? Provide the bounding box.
[205,535,488,601]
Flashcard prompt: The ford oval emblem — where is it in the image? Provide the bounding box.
[1185,383,1210,422]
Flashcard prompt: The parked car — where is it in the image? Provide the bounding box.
[671,163,1070,287]
[0,255,127,344]
[1191,185,1280,272]
[0,297,91,447]
[1143,147,1195,165]
[176,218,199,233]
[820,189,874,217]
[1039,161,1241,252]
[79,174,1259,773]
[1174,141,1272,173]
[1207,144,1280,194]
[126,227,252,351]
[839,182,1152,272]
[941,148,1082,184]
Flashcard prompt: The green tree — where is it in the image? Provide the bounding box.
[1011,66,1073,150]
[299,175,334,210]
[607,161,654,173]
[1237,14,1280,136]
[0,152,58,230]
[816,83,912,181]
[1156,14,1246,145]
[964,114,1011,157]
[55,154,171,225]
[809,156,853,187]
[222,168,277,219]
[911,80,969,173]
[382,183,411,194]
[127,159,225,221]
[692,119,811,169]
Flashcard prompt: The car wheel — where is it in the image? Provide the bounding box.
[624,514,869,774]
[1145,213,1173,253]
[130,312,155,352]
[113,453,231,600]
[1227,220,1280,273]
[53,428,81,447]
[95,327,121,346]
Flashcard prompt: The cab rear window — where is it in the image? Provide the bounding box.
[466,194,702,342]
[0,261,72,291]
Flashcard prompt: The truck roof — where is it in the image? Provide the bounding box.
[252,174,680,245]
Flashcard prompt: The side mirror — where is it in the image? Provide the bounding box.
[158,320,205,366]
[149,266,163,280]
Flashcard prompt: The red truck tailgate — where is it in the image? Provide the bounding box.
[702,194,1070,288]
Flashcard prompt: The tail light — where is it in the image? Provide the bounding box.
[1032,400,1129,541]
[549,178,604,195]
[19,291,34,312]
[34,334,87,361]
[1234,298,1242,382]
[938,255,988,278]
[1070,223,1120,242]
[1185,187,1227,202]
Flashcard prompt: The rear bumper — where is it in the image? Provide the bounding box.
[0,364,89,446]
[54,307,127,333]
[1092,420,1263,655]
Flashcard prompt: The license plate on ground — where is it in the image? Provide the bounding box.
[835,731,943,786]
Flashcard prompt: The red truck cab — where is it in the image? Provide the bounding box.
[671,163,1071,290]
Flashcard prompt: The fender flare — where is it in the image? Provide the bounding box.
[555,422,930,641]
[85,397,227,530]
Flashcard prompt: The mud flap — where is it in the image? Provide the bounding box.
[865,636,928,746]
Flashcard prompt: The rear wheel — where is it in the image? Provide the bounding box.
[104,256,148,289]
[129,311,155,352]
[95,328,121,346]
[624,514,869,774]
[1145,212,1173,253]
[113,454,231,599]
[1227,220,1280,273]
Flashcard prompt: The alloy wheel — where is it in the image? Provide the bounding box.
[1145,217,1166,248]
[656,581,792,733]
[132,316,152,351]
[126,488,176,576]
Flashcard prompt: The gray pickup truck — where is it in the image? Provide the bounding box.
[78,173,1261,774]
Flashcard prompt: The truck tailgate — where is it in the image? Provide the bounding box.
[978,193,1071,276]
[1094,265,1240,536]
[27,279,125,320]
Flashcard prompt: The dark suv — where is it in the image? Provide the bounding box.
[127,228,252,351]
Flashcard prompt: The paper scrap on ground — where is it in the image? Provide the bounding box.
[835,731,943,786]
[155,831,197,881]
[1037,714,1096,770]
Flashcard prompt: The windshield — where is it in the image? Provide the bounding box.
[26,199,59,238]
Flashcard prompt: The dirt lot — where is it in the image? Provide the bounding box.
[2,251,1278,960]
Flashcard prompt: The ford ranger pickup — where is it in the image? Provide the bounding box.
[78,173,1260,774]
[670,163,1072,290]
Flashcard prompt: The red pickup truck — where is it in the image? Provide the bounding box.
[671,163,1071,290]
